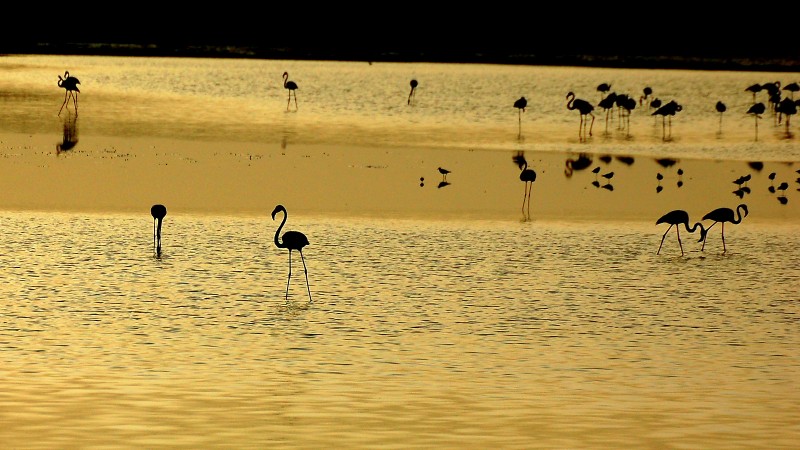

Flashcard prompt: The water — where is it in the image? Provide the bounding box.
[0,55,799,448]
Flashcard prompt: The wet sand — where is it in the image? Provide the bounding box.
[1,131,797,224]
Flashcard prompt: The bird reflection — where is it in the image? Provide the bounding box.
[656,173,664,193]
[565,153,593,177]
[616,155,635,166]
[56,113,79,155]
[514,151,537,220]
[437,181,451,189]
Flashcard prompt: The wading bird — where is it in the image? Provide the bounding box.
[514,96,527,137]
[566,92,595,141]
[652,100,682,140]
[656,210,705,256]
[747,102,766,140]
[150,204,167,256]
[408,79,418,105]
[58,71,81,116]
[716,101,727,132]
[282,72,298,111]
[272,204,312,301]
[700,204,748,253]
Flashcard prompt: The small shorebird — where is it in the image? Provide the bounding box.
[438,167,451,180]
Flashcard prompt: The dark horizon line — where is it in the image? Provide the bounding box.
[3,41,800,73]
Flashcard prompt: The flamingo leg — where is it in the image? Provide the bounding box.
[59,90,69,116]
[293,92,298,110]
[657,224,673,255]
[299,250,312,302]
[676,227,683,256]
[721,223,727,253]
[589,114,594,136]
[285,250,293,300]
[521,182,527,215]
[72,92,78,115]
[526,182,532,218]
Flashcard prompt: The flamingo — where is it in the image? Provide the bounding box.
[514,96,527,136]
[715,100,727,132]
[783,82,799,100]
[700,204,748,253]
[597,83,611,101]
[747,102,766,140]
[656,210,705,256]
[640,86,653,108]
[272,204,312,301]
[651,100,682,140]
[598,92,617,131]
[150,204,167,256]
[57,70,80,116]
[282,72,298,111]
[566,91,595,141]
[513,152,536,219]
[408,79,418,105]
[745,83,763,103]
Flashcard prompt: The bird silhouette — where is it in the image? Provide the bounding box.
[56,114,79,154]
[282,72,298,111]
[716,101,727,132]
[747,102,766,140]
[745,83,763,103]
[596,83,611,101]
[597,92,617,131]
[768,172,777,193]
[513,152,536,219]
[700,204,748,253]
[150,204,167,256]
[272,204,312,301]
[514,97,527,137]
[438,167,451,180]
[408,79,418,105]
[618,95,636,135]
[656,210,705,256]
[57,71,80,116]
[566,92,595,141]
[651,100,682,140]
[565,153,593,177]
[783,82,799,100]
[640,86,653,108]
[777,97,797,130]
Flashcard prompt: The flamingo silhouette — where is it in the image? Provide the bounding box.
[58,71,80,116]
[150,204,167,256]
[513,152,536,219]
[656,210,705,256]
[652,100,682,140]
[566,92,595,141]
[597,92,617,131]
[408,79,418,105]
[700,204,748,253]
[640,86,653,107]
[716,101,727,132]
[745,83,763,103]
[514,97,527,137]
[272,204,312,301]
[596,83,611,102]
[282,72,298,111]
[747,102,766,140]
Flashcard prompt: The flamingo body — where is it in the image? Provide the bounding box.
[656,209,705,255]
[700,204,748,253]
[272,204,312,301]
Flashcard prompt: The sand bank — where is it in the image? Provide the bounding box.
[1,131,797,225]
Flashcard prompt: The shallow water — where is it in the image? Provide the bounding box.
[0,211,798,448]
[2,55,800,161]
[1,55,799,448]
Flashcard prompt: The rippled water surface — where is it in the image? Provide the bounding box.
[1,211,798,448]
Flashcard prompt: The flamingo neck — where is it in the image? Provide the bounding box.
[274,210,287,248]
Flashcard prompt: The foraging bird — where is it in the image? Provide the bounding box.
[272,204,312,301]
[57,71,80,116]
[566,91,595,140]
[513,152,537,219]
[408,79,418,105]
[514,97,527,136]
[656,210,705,256]
[597,83,611,101]
[282,72,298,111]
[150,204,167,256]
[700,204,748,253]
[640,86,653,107]
[652,100,682,140]
[438,167,451,180]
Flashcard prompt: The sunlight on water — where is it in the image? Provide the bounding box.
[0,211,798,448]
[2,55,800,161]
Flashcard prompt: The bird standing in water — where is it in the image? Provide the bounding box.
[408,79,418,105]
[272,204,312,301]
[656,209,705,256]
[282,72,298,111]
[58,71,81,116]
[150,204,167,256]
